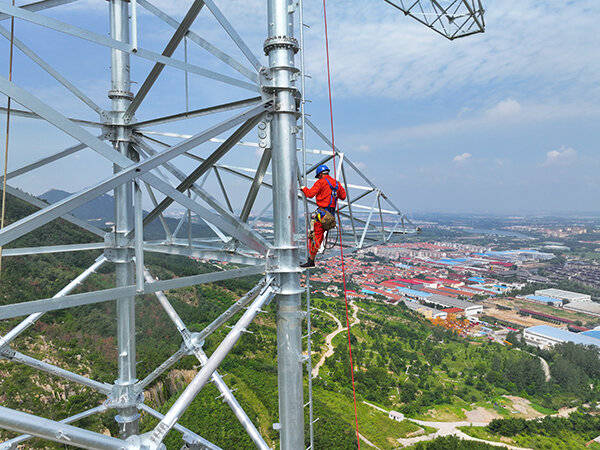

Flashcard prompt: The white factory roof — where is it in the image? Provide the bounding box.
[535,288,591,301]
[426,294,480,310]
[525,325,600,348]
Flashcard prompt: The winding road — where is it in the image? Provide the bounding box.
[397,419,531,449]
[312,300,360,378]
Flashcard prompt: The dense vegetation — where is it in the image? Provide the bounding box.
[3,192,600,449]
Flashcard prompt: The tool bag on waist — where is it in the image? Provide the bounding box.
[316,208,337,231]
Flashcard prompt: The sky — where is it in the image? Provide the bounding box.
[1,0,599,216]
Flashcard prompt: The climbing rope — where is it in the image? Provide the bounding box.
[0,0,16,275]
[321,1,361,447]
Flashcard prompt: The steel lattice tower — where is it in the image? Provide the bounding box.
[0,1,484,449]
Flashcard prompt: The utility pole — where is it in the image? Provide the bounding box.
[108,0,139,438]
[265,0,304,448]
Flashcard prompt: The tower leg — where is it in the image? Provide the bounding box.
[108,0,139,437]
[265,0,304,448]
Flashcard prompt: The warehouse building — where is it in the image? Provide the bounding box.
[523,325,600,350]
[403,300,447,320]
[522,294,563,307]
[424,294,483,317]
[534,288,591,303]
[564,301,600,317]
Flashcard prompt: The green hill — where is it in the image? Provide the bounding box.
[2,190,600,449]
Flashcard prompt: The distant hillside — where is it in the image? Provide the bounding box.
[40,188,212,240]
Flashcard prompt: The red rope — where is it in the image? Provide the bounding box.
[321,1,361,447]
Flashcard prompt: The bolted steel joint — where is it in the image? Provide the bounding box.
[108,89,134,101]
[108,379,143,410]
[263,35,300,55]
[125,433,166,450]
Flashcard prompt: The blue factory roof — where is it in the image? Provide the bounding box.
[468,276,485,282]
[525,295,562,304]
[396,286,432,298]
[582,330,600,340]
[527,325,600,347]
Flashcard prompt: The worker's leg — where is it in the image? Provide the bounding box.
[309,221,324,260]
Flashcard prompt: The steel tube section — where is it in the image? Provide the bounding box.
[134,137,269,252]
[134,181,144,292]
[0,25,105,116]
[108,0,139,437]
[134,97,262,128]
[0,266,266,320]
[1,350,113,394]
[0,256,106,349]
[136,0,257,83]
[196,280,266,342]
[138,404,222,450]
[143,181,172,240]
[142,172,270,254]
[143,269,187,334]
[1,184,106,238]
[202,0,262,72]
[0,107,104,127]
[0,102,269,247]
[0,406,127,450]
[265,0,304,448]
[0,3,258,93]
[147,286,274,446]
[137,348,186,390]
[1,242,105,257]
[212,167,233,212]
[145,274,269,449]
[125,0,205,117]
[195,348,270,450]
[240,148,271,222]
[0,0,79,21]
[0,141,91,182]
[358,195,379,249]
[142,115,264,227]
[0,405,108,449]
[143,243,262,266]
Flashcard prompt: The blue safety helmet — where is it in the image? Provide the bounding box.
[315,164,330,177]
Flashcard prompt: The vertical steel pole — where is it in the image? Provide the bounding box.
[108,0,139,437]
[265,0,304,448]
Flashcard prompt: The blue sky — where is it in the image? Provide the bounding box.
[1,0,600,216]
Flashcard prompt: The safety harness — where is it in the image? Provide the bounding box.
[315,177,338,231]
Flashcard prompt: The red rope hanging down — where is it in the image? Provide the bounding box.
[321,1,361,447]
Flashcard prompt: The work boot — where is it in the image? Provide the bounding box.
[300,258,315,268]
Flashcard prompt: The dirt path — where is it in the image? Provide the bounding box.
[538,356,551,382]
[312,300,359,378]
[398,419,531,449]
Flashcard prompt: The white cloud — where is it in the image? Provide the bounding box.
[357,144,371,152]
[543,146,577,167]
[453,152,472,163]
[484,99,522,119]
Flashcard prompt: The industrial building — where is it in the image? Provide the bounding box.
[564,301,600,317]
[403,301,447,320]
[523,325,600,350]
[424,294,483,317]
[522,294,563,307]
[534,288,591,303]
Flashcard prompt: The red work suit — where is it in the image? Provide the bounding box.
[301,175,346,259]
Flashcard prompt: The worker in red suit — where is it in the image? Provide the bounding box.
[300,164,346,268]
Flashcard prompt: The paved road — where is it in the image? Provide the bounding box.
[312,300,359,378]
